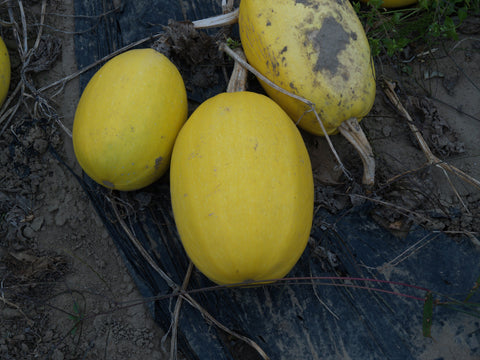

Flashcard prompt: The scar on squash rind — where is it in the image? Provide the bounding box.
[155,156,163,169]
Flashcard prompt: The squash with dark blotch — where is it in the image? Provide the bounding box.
[73,49,188,191]
[239,0,377,186]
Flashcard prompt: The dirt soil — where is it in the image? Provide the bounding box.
[0,1,479,360]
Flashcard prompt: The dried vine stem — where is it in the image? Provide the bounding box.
[219,43,353,183]
[180,291,271,360]
[109,197,179,290]
[383,80,480,191]
[192,7,239,28]
[0,288,34,326]
[0,0,67,136]
[110,197,270,360]
[169,262,193,360]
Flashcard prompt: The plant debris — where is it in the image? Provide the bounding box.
[152,20,228,99]
[24,34,62,73]
[406,96,465,157]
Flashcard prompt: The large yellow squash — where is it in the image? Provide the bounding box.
[238,0,376,136]
[170,91,314,285]
[0,36,11,107]
[73,49,187,191]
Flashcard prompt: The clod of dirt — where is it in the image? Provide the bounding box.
[314,181,367,216]
[152,20,227,99]
[24,34,62,73]
[406,96,465,157]
[4,249,68,283]
[442,71,460,96]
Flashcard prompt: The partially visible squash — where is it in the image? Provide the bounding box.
[361,0,418,8]
[239,0,376,186]
[170,91,314,285]
[73,49,188,191]
[239,0,375,136]
[0,36,11,107]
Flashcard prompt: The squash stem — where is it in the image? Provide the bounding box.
[226,48,248,93]
[192,8,239,29]
[338,117,375,188]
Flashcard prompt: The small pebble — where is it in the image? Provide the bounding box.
[13,334,25,341]
[48,203,59,212]
[22,226,35,239]
[30,216,44,231]
[33,139,49,154]
[44,330,53,342]
[54,211,68,227]
[125,284,134,293]
[52,349,64,360]
[1,308,21,319]
[382,125,392,137]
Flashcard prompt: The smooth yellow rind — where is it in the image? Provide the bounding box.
[0,36,11,107]
[239,0,376,136]
[170,91,314,285]
[73,49,188,191]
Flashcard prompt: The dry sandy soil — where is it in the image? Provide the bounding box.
[0,1,479,359]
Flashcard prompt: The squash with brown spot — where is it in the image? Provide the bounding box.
[73,49,188,191]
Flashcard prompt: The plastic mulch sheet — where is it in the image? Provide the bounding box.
[70,1,480,359]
